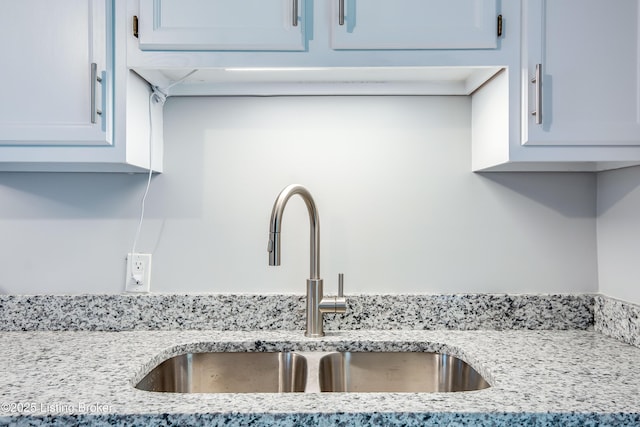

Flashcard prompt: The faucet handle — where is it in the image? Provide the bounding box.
[318,273,347,314]
[335,273,347,313]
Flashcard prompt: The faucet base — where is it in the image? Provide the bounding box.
[306,278,325,337]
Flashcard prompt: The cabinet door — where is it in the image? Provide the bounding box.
[330,0,498,50]
[523,0,640,146]
[138,0,306,51]
[0,0,111,146]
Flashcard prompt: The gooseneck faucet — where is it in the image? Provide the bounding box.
[268,184,346,337]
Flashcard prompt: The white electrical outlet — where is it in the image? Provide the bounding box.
[125,253,152,292]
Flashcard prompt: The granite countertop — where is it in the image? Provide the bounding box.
[1,328,640,426]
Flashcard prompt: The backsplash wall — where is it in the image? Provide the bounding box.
[0,96,597,294]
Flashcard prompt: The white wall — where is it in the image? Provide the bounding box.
[597,166,640,305]
[0,96,597,294]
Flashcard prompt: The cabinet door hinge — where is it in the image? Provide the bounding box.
[133,15,139,38]
[497,14,503,37]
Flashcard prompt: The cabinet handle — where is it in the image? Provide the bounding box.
[90,62,103,124]
[339,0,345,25]
[531,63,542,125]
[292,0,298,27]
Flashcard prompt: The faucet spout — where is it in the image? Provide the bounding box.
[267,184,346,337]
[268,184,320,279]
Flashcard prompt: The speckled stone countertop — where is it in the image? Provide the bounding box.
[1,293,639,426]
[0,293,595,331]
[1,329,640,426]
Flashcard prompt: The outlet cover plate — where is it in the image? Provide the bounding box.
[125,253,152,292]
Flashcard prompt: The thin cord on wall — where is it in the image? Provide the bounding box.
[129,91,156,262]
[128,70,198,274]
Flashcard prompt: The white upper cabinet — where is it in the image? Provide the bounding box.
[138,0,306,51]
[0,0,111,146]
[330,0,498,50]
[128,0,511,96]
[472,0,640,171]
[136,0,499,52]
[522,0,640,146]
[0,0,163,172]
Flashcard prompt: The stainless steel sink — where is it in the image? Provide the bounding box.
[135,352,307,393]
[135,351,489,394]
[318,352,490,392]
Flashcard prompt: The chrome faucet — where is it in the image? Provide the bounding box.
[267,184,346,337]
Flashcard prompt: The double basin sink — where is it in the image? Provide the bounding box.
[135,351,490,393]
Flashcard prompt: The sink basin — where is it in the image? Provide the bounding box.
[135,350,489,394]
[135,352,307,393]
[318,352,490,392]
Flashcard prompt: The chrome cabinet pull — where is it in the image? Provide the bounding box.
[531,63,542,125]
[90,62,103,124]
[339,0,345,25]
[292,0,298,26]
